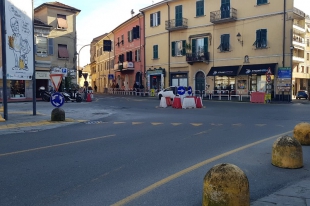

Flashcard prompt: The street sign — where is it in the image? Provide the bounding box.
[50,92,65,107]
[266,67,272,83]
[108,74,114,80]
[188,86,192,95]
[50,74,63,92]
[278,67,291,79]
[177,86,186,95]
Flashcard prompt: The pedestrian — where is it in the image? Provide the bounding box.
[94,85,97,92]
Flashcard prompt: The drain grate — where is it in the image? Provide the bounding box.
[84,121,105,124]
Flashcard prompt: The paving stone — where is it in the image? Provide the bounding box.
[252,194,306,206]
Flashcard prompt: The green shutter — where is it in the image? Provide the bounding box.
[256,29,261,48]
[150,14,153,27]
[157,11,161,25]
[153,45,155,58]
[225,34,230,51]
[261,29,267,47]
[171,42,175,57]
[196,1,204,16]
[156,45,158,58]
[203,38,208,54]
[182,40,186,55]
[192,39,196,54]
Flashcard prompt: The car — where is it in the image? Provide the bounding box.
[157,86,188,100]
[296,90,308,100]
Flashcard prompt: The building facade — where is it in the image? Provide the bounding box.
[140,0,308,100]
[113,13,145,90]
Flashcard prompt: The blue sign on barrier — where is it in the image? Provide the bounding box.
[177,86,186,95]
[188,86,192,95]
[51,92,65,107]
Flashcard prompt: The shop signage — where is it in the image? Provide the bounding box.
[278,67,291,79]
[244,68,269,75]
[212,70,234,75]
[35,71,50,79]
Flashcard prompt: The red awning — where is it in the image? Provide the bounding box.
[58,45,69,58]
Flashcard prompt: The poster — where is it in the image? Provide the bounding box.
[5,0,33,80]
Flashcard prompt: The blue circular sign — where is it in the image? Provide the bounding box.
[50,92,65,107]
[177,86,186,95]
[188,86,192,95]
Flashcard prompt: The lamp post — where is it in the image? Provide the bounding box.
[77,44,90,73]
[290,45,294,102]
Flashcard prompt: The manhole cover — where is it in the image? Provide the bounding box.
[84,121,104,124]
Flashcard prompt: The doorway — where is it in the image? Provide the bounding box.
[195,71,205,96]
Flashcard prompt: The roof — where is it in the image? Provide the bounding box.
[34,18,52,27]
[91,33,108,43]
[112,13,143,33]
[34,1,81,13]
[139,0,171,12]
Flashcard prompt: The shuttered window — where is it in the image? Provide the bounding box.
[255,29,267,48]
[257,0,268,5]
[196,0,204,16]
[153,45,158,59]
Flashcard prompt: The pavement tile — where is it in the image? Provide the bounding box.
[275,184,310,199]
[251,194,307,206]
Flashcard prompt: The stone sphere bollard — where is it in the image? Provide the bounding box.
[51,108,65,121]
[271,135,303,169]
[293,122,310,145]
[202,163,250,206]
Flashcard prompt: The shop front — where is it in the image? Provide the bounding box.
[35,71,50,97]
[171,72,188,87]
[146,68,165,91]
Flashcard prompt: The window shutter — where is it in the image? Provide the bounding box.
[150,13,153,27]
[135,50,137,61]
[153,45,156,58]
[130,51,132,61]
[133,27,136,39]
[203,37,208,54]
[225,34,230,51]
[48,38,54,55]
[261,29,267,47]
[196,1,204,16]
[192,39,196,54]
[171,41,175,57]
[256,29,261,48]
[157,11,161,25]
[182,40,186,55]
[136,26,140,38]
[220,35,225,51]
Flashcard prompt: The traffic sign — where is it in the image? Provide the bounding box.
[188,86,192,95]
[50,74,63,92]
[50,92,65,107]
[177,86,186,95]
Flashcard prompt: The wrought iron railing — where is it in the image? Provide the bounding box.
[210,8,237,23]
[186,52,209,63]
[165,18,188,30]
[293,7,305,18]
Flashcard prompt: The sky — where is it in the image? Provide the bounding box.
[33,0,310,68]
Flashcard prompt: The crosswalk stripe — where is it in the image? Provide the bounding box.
[132,122,143,125]
[191,123,202,127]
[114,122,126,124]
[171,123,182,126]
[151,123,163,126]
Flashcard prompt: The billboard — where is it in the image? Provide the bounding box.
[5,0,33,80]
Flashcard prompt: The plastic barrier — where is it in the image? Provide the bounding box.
[196,97,203,108]
[172,97,182,109]
[165,97,172,106]
[250,92,265,103]
[182,97,196,109]
[86,93,92,102]
[159,97,167,108]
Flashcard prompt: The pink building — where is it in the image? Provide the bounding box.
[113,14,145,90]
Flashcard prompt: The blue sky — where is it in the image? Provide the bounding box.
[33,0,309,68]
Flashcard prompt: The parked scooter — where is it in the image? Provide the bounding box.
[62,89,82,103]
[39,86,51,102]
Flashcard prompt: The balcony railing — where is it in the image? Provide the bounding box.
[165,18,188,31]
[186,52,209,65]
[293,7,305,18]
[210,8,237,24]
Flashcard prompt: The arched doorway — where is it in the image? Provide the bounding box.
[195,71,205,96]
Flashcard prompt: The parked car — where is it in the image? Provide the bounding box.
[296,90,308,100]
[157,86,188,100]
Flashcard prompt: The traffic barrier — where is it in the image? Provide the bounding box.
[250,92,265,103]
[196,97,203,108]
[86,93,92,102]
[203,163,250,206]
[271,135,303,168]
[159,97,167,108]
[0,114,5,122]
[182,97,196,109]
[293,122,310,145]
[165,97,172,106]
[172,97,182,109]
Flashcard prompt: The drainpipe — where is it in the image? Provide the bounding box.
[167,2,170,86]
[283,0,286,67]
[138,14,144,87]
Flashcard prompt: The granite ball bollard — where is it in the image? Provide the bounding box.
[202,163,250,206]
[51,108,65,121]
[293,122,310,145]
[271,135,303,169]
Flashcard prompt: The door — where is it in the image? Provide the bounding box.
[195,71,205,96]
[221,0,230,19]
[175,5,183,27]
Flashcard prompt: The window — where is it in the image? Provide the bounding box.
[119,54,124,63]
[257,0,268,5]
[135,49,140,61]
[150,11,160,27]
[307,53,309,60]
[48,38,54,55]
[121,35,124,45]
[36,36,48,56]
[133,26,140,39]
[218,34,230,52]
[126,51,133,61]
[153,45,158,59]
[57,14,68,29]
[58,44,69,58]
[254,29,267,48]
[192,38,208,57]
[128,30,133,42]
[307,39,310,47]
[307,67,309,73]
[172,40,185,56]
[196,0,204,16]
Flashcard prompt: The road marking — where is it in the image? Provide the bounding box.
[171,123,182,126]
[0,134,116,157]
[111,130,292,206]
[114,122,126,124]
[151,123,163,126]
[211,123,223,126]
[232,123,243,126]
[191,123,202,127]
[132,122,143,125]
[256,124,266,127]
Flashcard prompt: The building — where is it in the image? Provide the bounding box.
[140,0,308,100]
[34,2,80,91]
[113,13,145,90]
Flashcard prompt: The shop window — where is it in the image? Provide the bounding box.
[214,76,235,91]
[150,11,160,27]
[10,80,25,98]
[196,0,204,17]
[57,14,68,29]
[171,40,185,56]
[254,29,267,48]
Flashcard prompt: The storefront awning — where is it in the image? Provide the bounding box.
[239,63,277,75]
[207,66,240,76]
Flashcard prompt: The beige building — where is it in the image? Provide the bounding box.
[141,0,308,101]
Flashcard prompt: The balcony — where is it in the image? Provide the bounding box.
[186,52,209,65]
[293,7,305,19]
[165,18,188,31]
[114,63,123,72]
[210,8,237,24]
[293,56,305,63]
[293,35,306,50]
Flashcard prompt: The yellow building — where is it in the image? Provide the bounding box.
[141,0,307,101]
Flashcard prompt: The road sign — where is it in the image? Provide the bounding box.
[266,67,272,83]
[50,92,65,107]
[188,86,192,95]
[177,86,186,95]
[50,74,63,92]
[278,67,291,79]
[266,67,272,75]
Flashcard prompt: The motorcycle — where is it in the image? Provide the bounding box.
[39,87,51,102]
[62,91,82,102]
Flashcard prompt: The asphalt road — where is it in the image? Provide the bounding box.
[0,95,310,206]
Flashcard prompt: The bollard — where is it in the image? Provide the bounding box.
[271,135,303,168]
[202,163,249,206]
[293,122,310,145]
[51,108,65,121]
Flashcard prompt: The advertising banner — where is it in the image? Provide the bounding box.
[5,0,33,80]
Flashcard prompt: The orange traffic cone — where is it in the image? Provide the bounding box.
[172,97,182,109]
[196,97,203,108]
[86,93,92,102]
[165,97,172,106]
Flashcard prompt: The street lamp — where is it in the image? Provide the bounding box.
[77,44,90,74]
[290,45,294,102]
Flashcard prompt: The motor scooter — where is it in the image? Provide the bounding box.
[62,91,82,102]
[39,87,51,102]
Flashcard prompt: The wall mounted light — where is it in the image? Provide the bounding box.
[236,32,243,46]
